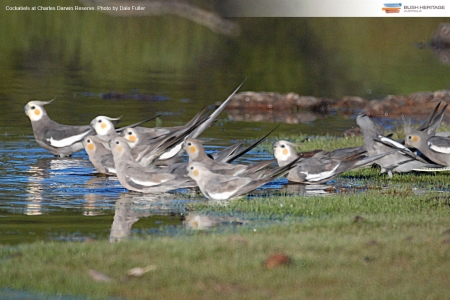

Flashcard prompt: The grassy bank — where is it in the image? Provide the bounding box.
[2,187,450,299]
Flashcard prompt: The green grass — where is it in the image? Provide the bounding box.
[2,207,450,299]
[2,188,450,299]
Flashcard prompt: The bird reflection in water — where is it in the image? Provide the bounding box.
[25,157,100,216]
[109,192,190,242]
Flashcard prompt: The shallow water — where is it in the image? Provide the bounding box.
[0,134,326,245]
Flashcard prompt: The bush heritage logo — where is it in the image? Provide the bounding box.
[382,3,401,13]
[403,4,445,12]
[382,2,446,14]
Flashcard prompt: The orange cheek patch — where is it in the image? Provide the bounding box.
[34,109,41,116]
[189,146,197,153]
[87,144,95,151]
[193,169,199,177]
[101,123,107,130]
[412,136,419,142]
[117,145,123,152]
[129,135,136,142]
[282,149,288,156]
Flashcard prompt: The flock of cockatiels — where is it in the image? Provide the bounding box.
[24,83,450,200]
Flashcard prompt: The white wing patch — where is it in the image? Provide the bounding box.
[47,130,91,148]
[159,143,182,160]
[105,167,116,174]
[413,166,450,172]
[206,190,236,200]
[130,177,169,187]
[428,142,450,154]
[378,135,412,153]
[300,164,340,182]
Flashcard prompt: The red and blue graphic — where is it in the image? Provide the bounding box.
[382,3,402,13]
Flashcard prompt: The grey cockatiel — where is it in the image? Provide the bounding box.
[356,112,439,177]
[84,108,220,175]
[405,130,450,166]
[83,135,116,175]
[90,115,122,147]
[183,138,275,177]
[110,137,195,193]
[122,80,247,165]
[24,100,94,157]
[187,158,300,200]
[160,127,276,177]
[373,102,450,171]
[273,140,393,184]
[121,106,211,148]
[404,103,450,167]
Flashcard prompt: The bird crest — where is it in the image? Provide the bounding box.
[25,99,54,121]
[91,116,119,135]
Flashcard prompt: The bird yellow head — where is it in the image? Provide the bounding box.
[187,162,207,180]
[273,140,293,160]
[124,128,138,143]
[24,100,53,121]
[84,137,96,152]
[90,116,119,136]
[110,137,128,155]
[184,139,200,159]
[406,135,420,146]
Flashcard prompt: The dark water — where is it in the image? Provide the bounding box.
[1,9,449,244]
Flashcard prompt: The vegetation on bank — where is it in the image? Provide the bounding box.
[2,189,450,299]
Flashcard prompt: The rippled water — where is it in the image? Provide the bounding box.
[0,133,322,245]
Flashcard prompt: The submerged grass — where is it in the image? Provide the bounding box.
[2,135,450,299]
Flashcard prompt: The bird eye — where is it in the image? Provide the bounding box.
[408,136,411,139]
[98,119,102,123]
[187,142,192,146]
[190,166,194,170]
[128,131,132,135]
[115,141,119,144]
[281,144,285,148]
[31,106,35,110]
[87,139,91,143]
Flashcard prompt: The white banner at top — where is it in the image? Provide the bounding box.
[221,0,449,17]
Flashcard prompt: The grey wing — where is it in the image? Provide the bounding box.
[209,161,247,173]
[328,146,366,159]
[427,136,450,154]
[138,128,174,143]
[189,80,246,139]
[100,155,116,173]
[123,164,174,189]
[203,176,251,199]
[43,124,93,147]
[435,131,450,138]
[212,141,245,161]
[286,158,340,183]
